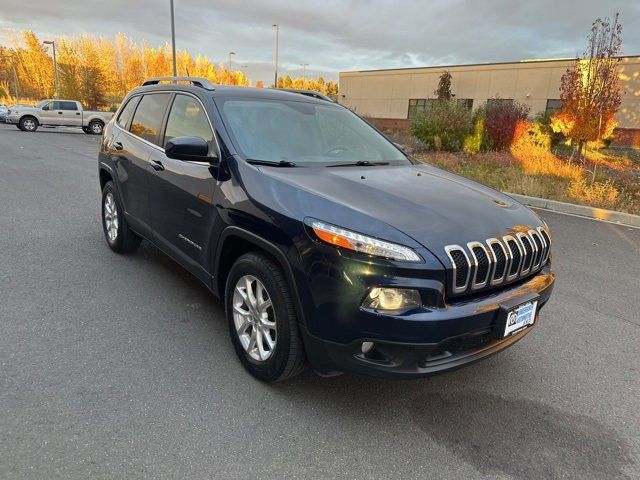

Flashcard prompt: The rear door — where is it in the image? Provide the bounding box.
[60,101,82,126]
[147,93,219,280]
[112,93,171,236]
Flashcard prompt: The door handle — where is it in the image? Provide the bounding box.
[57,111,63,114]
[76,112,80,115]
[150,159,165,171]
[114,141,123,151]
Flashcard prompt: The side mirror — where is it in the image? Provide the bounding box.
[165,136,217,163]
[42,104,49,111]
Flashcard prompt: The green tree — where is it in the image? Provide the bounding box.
[434,71,452,100]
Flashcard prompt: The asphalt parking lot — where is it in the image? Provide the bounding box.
[1,122,639,479]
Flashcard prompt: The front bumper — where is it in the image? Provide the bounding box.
[302,268,554,378]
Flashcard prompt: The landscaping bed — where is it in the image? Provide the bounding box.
[410,148,640,215]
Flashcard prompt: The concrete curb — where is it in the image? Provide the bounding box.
[505,192,640,228]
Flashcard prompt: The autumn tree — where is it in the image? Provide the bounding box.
[552,13,624,160]
[434,71,452,100]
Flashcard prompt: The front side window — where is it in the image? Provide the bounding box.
[219,98,408,166]
[46,101,62,111]
[129,93,171,145]
[163,94,214,151]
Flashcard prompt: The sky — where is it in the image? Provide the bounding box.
[1,0,639,84]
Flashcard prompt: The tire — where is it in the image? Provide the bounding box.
[225,252,306,382]
[101,181,141,253]
[89,120,104,135]
[82,126,91,134]
[19,116,38,132]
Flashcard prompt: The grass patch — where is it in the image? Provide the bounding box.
[414,150,640,215]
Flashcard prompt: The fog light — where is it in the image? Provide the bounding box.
[361,341,375,354]
[362,287,421,312]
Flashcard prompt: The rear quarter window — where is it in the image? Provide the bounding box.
[116,96,140,129]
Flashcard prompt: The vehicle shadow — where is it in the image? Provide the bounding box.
[272,370,634,479]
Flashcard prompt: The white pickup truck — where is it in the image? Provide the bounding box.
[6,99,114,135]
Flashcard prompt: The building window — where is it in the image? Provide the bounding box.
[487,98,514,109]
[456,98,473,110]
[408,98,473,119]
[545,99,562,115]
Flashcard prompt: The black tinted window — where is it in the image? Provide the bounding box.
[130,93,171,145]
[164,94,213,149]
[117,96,140,129]
[60,101,78,111]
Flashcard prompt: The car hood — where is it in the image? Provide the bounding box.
[259,163,543,258]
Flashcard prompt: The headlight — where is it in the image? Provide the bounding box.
[362,287,422,311]
[310,220,421,262]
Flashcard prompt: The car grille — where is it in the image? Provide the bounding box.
[444,226,551,295]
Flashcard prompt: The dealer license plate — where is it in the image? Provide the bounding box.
[503,301,538,338]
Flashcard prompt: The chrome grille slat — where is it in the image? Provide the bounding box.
[467,241,490,289]
[486,238,508,285]
[444,245,471,294]
[444,228,551,296]
[516,232,534,275]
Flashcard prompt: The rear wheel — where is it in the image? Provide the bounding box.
[101,181,141,253]
[225,252,306,382]
[82,126,91,134]
[89,120,104,135]
[19,116,38,132]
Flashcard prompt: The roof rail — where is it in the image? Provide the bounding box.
[141,77,216,90]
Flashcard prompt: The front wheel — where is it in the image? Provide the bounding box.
[101,181,141,253]
[19,116,38,132]
[225,252,306,382]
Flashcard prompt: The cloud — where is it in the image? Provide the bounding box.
[1,0,638,84]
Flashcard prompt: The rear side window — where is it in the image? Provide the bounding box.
[116,96,140,129]
[129,93,171,145]
[163,94,214,149]
[60,101,78,111]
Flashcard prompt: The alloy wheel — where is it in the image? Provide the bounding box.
[23,119,35,131]
[232,275,277,361]
[103,192,119,242]
[91,122,103,134]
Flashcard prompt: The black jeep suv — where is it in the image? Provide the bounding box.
[98,77,554,382]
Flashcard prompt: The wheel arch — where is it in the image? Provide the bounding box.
[99,166,113,191]
[19,114,39,126]
[214,227,306,326]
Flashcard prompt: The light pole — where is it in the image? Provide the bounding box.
[42,40,59,99]
[169,0,177,76]
[273,23,279,87]
[0,54,19,99]
[228,51,236,85]
[300,63,309,79]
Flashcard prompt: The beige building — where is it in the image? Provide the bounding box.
[338,56,640,145]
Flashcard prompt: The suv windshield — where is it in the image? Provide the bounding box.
[218,98,409,166]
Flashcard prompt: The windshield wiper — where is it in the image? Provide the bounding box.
[246,159,298,167]
[326,160,390,167]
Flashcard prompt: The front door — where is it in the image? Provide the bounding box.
[147,93,219,280]
[40,101,65,125]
